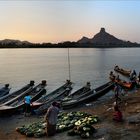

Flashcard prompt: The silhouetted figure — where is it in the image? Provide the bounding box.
[24,93,32,116]
[114,65,119,70]
[130,70,137,81]
[44,101,60,136]
[116,75,120,81]
[84,82,91,91]
[114,83,122,104]
[0,84,10,97]
[110,71,115,80]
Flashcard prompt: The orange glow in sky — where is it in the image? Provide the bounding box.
[0,1,140,43]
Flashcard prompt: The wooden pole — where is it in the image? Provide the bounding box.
[68,47,71,81]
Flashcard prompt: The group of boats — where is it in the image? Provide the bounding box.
[0,66,138,116]
[110,65,140,89]
[0,80,46,116]
[0,79,114,116]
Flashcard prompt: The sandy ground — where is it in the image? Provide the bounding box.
[0,89,140,140]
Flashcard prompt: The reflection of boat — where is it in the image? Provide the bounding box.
[0,81,46,116]
[0,81,34,105]
[62,81,113,109]
[33,81,73,115]
[114,66,131,77]
[0,84,10,98]
[109,74,132,89]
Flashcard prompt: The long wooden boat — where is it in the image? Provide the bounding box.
[109,74,133,89]
[0,81,46,116]
[61,85,91,102]
[114,66,131,77]
[0,81,34,105]
[62,81,114,109]
[33,81,73,115]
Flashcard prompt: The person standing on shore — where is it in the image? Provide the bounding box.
[113,105,123,122]
[44,101,60,136]
[24,93,32,117]
[114,83,122,104]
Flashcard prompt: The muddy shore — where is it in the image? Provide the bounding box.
[0,90,140,140]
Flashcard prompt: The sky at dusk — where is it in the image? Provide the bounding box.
[0,0,140,43]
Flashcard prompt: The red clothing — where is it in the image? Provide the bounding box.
[113,111,123,122]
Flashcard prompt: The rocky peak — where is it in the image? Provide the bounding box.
[100,27,105,33]
[78,28,124,45]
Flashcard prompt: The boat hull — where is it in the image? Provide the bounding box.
[34,82,73,115]
[114,67,131,77]
[0,83,46,116]
[62,82,114,109]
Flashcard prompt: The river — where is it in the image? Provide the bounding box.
[0,48,140,95]
[0,48,140,140]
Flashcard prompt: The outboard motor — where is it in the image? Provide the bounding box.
[30,80,35,86]
[41,80,47,86]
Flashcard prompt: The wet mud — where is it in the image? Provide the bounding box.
[0,90,140,140]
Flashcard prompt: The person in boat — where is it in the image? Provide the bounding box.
[44,101,60,136]
[24,93,32,117]
[83,82,91,92]
[133,70,137,76]
[116,75,120,81]
[113,105,123,122]
[114,65,119,70]
[130,70,137,81]
[110,71,113,76]
[66,79,71,85]
[110,71,116,79]
[0,84,10,93]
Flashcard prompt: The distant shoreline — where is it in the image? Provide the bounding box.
[0,41,140,49]
[0,46,140,49]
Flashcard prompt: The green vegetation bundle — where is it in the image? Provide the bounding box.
[16,111,99,138]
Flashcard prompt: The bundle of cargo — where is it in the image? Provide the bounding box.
[16,120,46,137]
[67,123,96,138]
[56,111,98,133]
[16,111,99,138]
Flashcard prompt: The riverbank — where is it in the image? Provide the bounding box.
[0,90,140,140]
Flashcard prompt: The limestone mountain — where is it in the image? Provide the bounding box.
[78,28,125,45]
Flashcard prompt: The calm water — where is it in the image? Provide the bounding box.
[0,48,140,94]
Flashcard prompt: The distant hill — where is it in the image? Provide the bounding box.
[0,39,32,47]
[0,28,140,48]
[77,28,140,48]
[78,28,128,45]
